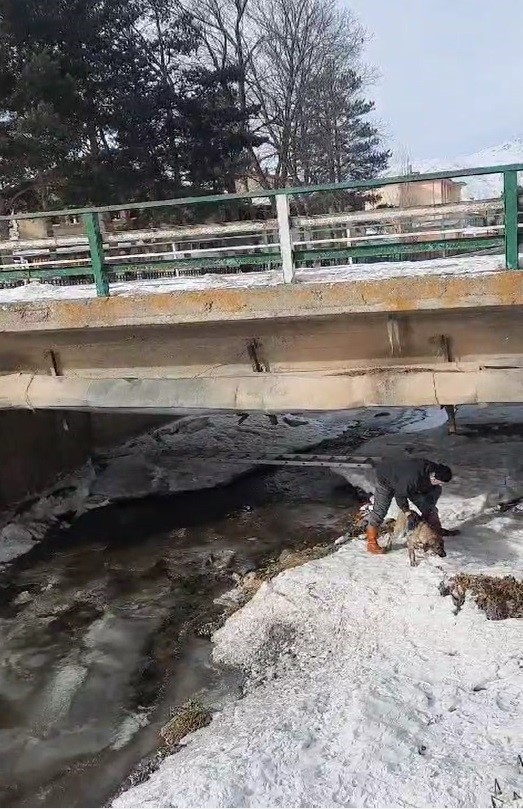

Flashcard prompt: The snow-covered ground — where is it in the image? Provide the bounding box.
[114,406,523,809]
[0,253,505,304]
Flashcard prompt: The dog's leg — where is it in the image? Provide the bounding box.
[408,546,417,567]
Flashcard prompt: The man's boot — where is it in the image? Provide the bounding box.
[366,525,387,555]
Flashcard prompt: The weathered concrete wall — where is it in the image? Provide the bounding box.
[1,307,522,379]
[2,367,522,414]
[0,409,169,509]
[0,271,521,334]
[0,272,521,415]
[0,304,522,412]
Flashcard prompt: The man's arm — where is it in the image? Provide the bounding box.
[394,495,410,513]
[410,486,442,518]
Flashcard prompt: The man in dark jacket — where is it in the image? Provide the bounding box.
[366,457,455,555]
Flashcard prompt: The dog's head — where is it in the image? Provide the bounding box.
[423,533,446,558]
[416,522,446,558]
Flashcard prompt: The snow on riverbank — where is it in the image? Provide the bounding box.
[0,407,426,567]
[114,408,523,809]
[339,407,523,535]
[0,254,505,304]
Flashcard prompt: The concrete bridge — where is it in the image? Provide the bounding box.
[0,164,522,414]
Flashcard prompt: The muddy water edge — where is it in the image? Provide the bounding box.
[0,422,387,808]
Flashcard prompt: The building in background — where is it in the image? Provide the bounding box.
[372,177,465,208]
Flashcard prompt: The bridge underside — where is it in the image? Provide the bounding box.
[1,367,522,413]
[1,273,522,412]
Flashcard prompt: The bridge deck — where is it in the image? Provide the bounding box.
[0,253,520,334]
[0,164,521,411]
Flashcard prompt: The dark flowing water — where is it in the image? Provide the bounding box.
[0,451,364,808]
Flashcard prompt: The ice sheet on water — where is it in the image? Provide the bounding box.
[0,409,370,566]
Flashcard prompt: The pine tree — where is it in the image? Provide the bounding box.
[112,1,260,199]
[298,63,389,186]
[0,0,258,210]
[178,65,260,193]
[0,0,147,208]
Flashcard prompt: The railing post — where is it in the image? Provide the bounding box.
[84,212,110,296]
[503,170,519,269]
[276,193,295,283]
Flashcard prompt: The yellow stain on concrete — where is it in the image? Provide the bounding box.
[0,270,521,333]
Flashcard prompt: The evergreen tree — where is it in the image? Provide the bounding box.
[0,0,258,210]
[113,1,260,199]
[178,65,259,193]
[299,65,389,186]
[0,0,145,207]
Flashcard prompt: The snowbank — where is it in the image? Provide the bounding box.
[0,253,505,304]
[114,408,523,809]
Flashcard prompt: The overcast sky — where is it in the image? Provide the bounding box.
[347,0,523,161]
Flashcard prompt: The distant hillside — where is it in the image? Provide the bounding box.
[390,138,523,199]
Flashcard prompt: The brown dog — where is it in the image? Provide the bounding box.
[394,511,446,567]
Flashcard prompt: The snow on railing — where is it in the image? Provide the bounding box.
[0,164,520,296]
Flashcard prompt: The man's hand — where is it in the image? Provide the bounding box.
[406,511,421,531]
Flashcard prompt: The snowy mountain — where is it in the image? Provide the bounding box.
[392,137,523,200]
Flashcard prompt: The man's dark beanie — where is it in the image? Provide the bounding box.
[433,463,452,483]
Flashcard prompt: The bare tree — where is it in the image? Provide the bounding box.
[188,0,251,100]
[396,145,417,212]
[248,0,365,187]
[185,0,388,190]
[177,0,269,183]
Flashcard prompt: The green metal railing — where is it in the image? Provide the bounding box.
[0,163,521,296]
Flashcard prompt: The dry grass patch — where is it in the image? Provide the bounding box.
[440,574,523,620]
[160,699,212,748]
[264,545,331,576]
[233,545,331,601]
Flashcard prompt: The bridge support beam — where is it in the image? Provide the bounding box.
[1,368,522,413]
